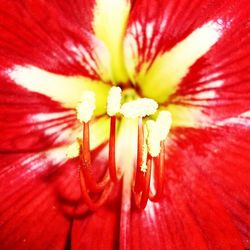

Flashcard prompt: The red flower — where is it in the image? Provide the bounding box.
[0,0,250,249]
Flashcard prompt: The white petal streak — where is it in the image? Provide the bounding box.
[7,66,110,111]
[137,20,224,102]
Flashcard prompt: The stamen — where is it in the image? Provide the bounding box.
[133,154,153,210]
[73,88,172,210]
[107,86,122,116]
[106,87,121,181]
[79,170,113,210]
[76,91,96,123]
[66,141,80,159]
[80,122,109,193]
[150,141,165,201]
[120,98,158,118]
[156,111,172,141]
[134,117,145,193]
[81,122,91,166]
[139,154,153,209]
[108,115,118,181]
[133,116,169,209]
[149,111,171,201]
[146,120,161,157]
[140,141,148,173]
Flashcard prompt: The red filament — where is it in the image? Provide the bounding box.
[78,117,166,210]
[108,116,117,181]
[79,170,113,210]
[134,117,145,192]
[150,141,165,201]
[79,121,113,209]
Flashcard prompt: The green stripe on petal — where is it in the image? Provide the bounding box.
[9,66,110,116]
[163,105,210,128]
[137,21,222,103]
[93,0,130,84]
[90,116,111,150]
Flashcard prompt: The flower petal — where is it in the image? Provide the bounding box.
[0,149,80,249]
[129,122,250,249]
[7,66,110,111]
[0,75,78,152]
[0,0,111,80]
[92,0,132,83]
[70,145,122,250]
[124,0,250,126]
[125,0,228,100]
[71,199,120,250]
[170,2,250,121]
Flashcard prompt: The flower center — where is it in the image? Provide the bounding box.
[67,86,172,210]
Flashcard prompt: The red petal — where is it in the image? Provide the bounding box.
[0,0,104,79]
[129,122,250,249]
[0,76,76,152]
[172,2,250,120]
[71,146,122,250]
[127,0,232,59]
[71,202,120,250]
[125,0,250,120]
[0,151,81,249]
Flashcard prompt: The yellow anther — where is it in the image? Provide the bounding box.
[156,111,172,141]
[66,141,80,159]
[76,91,96,122]
[107,86,122,116]
[146,120,161,157]
[120,98,158,118]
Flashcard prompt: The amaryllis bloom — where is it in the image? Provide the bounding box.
[0,0,250,249]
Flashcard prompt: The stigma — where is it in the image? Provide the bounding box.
[67,86,172,210]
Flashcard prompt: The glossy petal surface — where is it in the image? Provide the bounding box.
[0,0,250,250]
[0,151,80,249]
[129,121,250,249]
[125,0,250,122]
[0,0,110,80]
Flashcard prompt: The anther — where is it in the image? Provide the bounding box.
[149,111,172,201]
[107,86,122,116]
[146,120,161,157]
[120,98,158,118]
[156,111,172,141]
[76,91,96,123]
